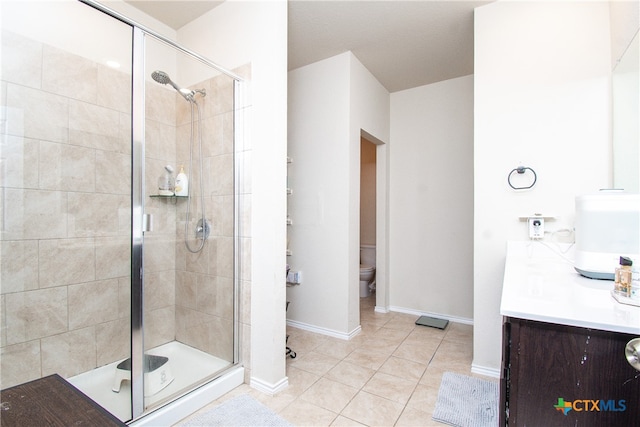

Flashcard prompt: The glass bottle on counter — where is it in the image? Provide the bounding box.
[614,256,633,297]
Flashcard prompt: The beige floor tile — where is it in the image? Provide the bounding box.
[362,371,417,404]
[341,390,404,427]
[330,415,367,426]
[314,336,360,360]
[325,359,376,389]
[280,398,338,427]
[343,347,390,371]
[396,406,443,426]
[300,377,359,413]
[392,338,441,364]
[382,313,420,332]
[443,322,473,343]
[378,356,427,382]
[406,383,439,413]
[289,350,342,376]
[173,295,482,427]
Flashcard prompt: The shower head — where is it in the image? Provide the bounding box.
[151,70,194,101]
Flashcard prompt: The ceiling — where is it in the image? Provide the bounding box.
[123,0,493,93]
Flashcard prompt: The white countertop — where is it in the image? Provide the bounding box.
[500,241,640,335]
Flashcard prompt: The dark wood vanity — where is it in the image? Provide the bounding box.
[500,317,639,426]
[500,242,640,426]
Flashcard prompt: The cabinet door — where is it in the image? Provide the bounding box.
[509,319,639,427]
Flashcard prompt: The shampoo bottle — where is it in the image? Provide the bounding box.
[175,165,189,196]
[158,165,174,196]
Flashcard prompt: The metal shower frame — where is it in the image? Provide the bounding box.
[79,0,244,420]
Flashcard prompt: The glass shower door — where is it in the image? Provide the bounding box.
[1,0,134,422]
[140,34,238,412]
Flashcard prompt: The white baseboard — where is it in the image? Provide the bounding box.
[471,363,500,379]
[250,375,289,395]
[374,305,389,313]
[388,305,474,325]
[286,319,361,340]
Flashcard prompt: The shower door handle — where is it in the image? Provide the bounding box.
[143,214,153,232]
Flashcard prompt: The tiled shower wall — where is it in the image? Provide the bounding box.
[0,30,248,389]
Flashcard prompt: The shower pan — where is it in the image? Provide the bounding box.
[0,0,244,424]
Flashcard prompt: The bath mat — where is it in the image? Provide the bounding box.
[415,315,449,329]
[179,394,293,427]
[432,372,499,427]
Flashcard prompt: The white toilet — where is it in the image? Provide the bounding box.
[359,245,376,298]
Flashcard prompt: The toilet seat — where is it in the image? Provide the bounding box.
[360,264,374,272]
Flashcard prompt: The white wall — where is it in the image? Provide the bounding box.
[473,1,612,374]
[348,55,391,325]
[287,52,389,337]
[389,75,474,322]
[178,0,289,392]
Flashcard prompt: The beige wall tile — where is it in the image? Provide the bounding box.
[68,279,119,330]
[143,234,176,273]
[146,83,176,126]
[200,114,224,157]
[144,270,175,311]
[69,98,120,142]
[206,154,234,196]
[118,277,131,319]
[1,240,38,294]
[5,287,68,345]
[1,295,6,346]
[2,189,68,240]
[0,340,41,388]
[144,305,175,350]
[118,112,132,154]
[38,141,96,192]
[41,327,96,378]
[38,238,95,288]
[68,192,128,237]
[214,236,234,278]
[1,31,42,89]
[5,84,69,143]
[208,315,233,361]
[146,119,176,162]
[210,74,234,116]
[95,236,130,280]
[1,135,39,189]
[96,317,129,367]
[95,150,130,195]
[175,270,197,310]
[97,65,131,114]
[42,45,97,103]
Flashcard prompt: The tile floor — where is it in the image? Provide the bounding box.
[177,295,497,426]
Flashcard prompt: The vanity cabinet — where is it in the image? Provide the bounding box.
[500,317,640,426]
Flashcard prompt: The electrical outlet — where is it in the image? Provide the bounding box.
[528,218,544,239]
[287,271,302,284]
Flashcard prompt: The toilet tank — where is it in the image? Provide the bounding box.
[574,192,640,279]
[360,245,376,267]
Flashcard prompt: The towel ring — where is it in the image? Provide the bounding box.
[508,166,537,190]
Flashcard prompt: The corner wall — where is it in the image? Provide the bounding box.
[287,52,389,337]
[178,0,288,392]
[473,1,612,374]
[388,75,474,322]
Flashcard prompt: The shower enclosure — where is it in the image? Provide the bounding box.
[1,0,244,423]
